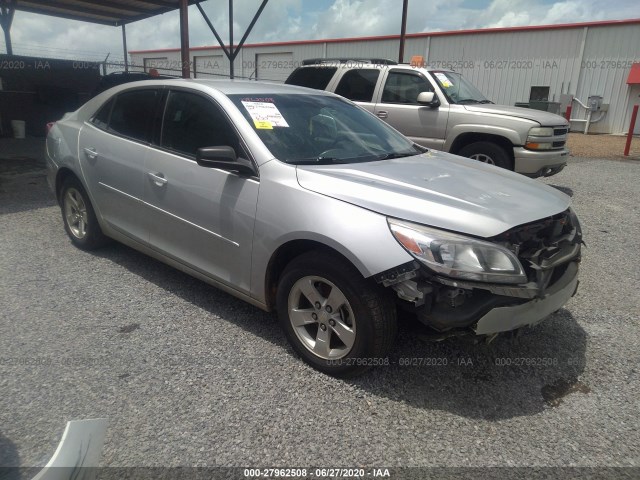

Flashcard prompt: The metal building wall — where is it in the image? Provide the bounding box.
[423,28,586,107]
[130,21,640,134]
[325,38,399,60]
[574,24,640,133]
[236,43,324,80]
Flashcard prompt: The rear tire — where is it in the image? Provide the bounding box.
[459,141,513,170]
[276,251,397,377]
[60,177,109,250]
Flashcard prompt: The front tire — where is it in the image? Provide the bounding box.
[459,141,513,170]
[276,251,397,377]
[60,177,109,250]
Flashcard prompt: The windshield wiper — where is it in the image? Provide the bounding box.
[478,99,494,104]
[289,157,346,165]
[456,98,482,104]
[377,151,420,160]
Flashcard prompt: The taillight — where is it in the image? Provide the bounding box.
[46,122,56,135]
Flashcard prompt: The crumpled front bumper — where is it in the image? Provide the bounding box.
[473,261,579,335]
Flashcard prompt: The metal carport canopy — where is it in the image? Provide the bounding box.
[9,0,203,27]
[1,0,207,77]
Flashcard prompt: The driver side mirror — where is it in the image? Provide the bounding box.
[417,91,439,107]
[196,146,256,176]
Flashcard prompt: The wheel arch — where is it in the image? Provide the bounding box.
[449,132,515,160]
[264,239,365,311]
[55,167,106,232]
[55,167,82,205]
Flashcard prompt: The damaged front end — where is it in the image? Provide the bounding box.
[378,209,582,335]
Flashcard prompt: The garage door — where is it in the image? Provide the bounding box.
[193,55,228,79]
[256,52,294,83]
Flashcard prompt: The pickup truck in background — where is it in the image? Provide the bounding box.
[286,59,570,177]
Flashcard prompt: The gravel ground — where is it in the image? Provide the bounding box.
[567,132,640,159]
[1,143,639,477]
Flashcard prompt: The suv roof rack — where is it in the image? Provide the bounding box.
[301,58,398,66]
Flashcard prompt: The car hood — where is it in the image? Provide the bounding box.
[296,151,570,238]
[463,104,568,126]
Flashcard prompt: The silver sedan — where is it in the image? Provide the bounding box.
[46,79,582,376]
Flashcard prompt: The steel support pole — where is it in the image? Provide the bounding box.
[121,24,129,72]
[229,0,234,79]
[196,0,269,79]
[233,0,268,58]
[0,0,16,55]
[624,104,638,156]
[179,0,190,78]
[398,0,408,63]
[196,2,230,59]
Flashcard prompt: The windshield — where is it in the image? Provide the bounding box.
[229,94,422,164]
[430,71,491,104]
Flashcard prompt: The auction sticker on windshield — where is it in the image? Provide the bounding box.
[241,101,290,129]
[434,72,453,88]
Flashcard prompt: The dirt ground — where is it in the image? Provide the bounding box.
[567,132,640,159]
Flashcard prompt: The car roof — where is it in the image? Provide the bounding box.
[294,62,453,74]
[78,78,335,122]
[106,78,329,96]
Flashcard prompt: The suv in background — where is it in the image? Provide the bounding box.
[286,59,570,177]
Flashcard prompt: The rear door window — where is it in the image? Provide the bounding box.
[108,89,158,142]
[381,71,433,104]
[335,69,380,102]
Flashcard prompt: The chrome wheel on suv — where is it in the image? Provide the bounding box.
[468,153,495,165]
[459,141,512,170]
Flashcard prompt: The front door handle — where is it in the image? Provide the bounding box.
[83,147,98,159]
[377,110,388,119]
[148,172,168,187]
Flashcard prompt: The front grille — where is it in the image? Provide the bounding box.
[554,127,569,136]
[553,141,566,148]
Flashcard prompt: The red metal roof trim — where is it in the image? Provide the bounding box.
[628,63,640,85]
[129,17,640,54]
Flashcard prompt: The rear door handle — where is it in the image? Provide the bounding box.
[83,147,98,159]
[148,172,168,187]
[376,111,388,119]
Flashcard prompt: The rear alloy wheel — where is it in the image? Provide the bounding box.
[459,141,513,170]
[277,251,397,377]
[61,177,109,250]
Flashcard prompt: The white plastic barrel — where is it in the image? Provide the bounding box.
[11,120,26,139]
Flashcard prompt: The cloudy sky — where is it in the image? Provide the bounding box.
[2,0,639,62]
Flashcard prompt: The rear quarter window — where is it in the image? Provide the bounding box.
[107,89,158,142]
[91,98,114,130]
[285,66,337,90]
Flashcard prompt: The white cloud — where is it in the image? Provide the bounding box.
[0,0,637,61]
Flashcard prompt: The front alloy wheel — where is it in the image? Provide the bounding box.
[288,275,356,360]
[277,251,397,377]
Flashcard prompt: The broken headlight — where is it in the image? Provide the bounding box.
[388,218,527,284]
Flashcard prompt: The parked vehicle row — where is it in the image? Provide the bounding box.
[47,77,582,376]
